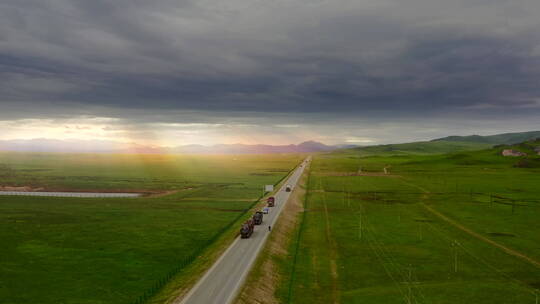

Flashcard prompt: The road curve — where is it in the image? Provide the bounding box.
[176,157,310,304]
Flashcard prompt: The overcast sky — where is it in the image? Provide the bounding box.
[1,0,539,145]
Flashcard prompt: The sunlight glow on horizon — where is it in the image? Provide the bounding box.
[0,117,335,146]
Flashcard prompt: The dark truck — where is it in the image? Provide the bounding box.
[267,196,275,207]
[252,211,263,225]
[240,219,255,238]
[285,184,292,192]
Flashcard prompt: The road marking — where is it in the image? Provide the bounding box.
[179,237,241,304]
[224,164,307,304]
[177,158,310,304]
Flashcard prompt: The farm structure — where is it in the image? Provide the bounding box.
[501,149,527,157]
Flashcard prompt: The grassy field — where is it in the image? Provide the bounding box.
[280,143,540,303]
[0,152,303,304]
[352,140,491,155]
[0,152,303,191]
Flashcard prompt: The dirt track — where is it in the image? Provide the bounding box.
[398,177,540,269]
[422,203,540,268]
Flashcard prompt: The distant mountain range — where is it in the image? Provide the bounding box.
[0,138,352,154]
[170,141,349,154]
[432,131,540,145]
[2,131,539,154]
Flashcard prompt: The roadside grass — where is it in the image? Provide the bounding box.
[151,158,303,304]
[0,153,303,304]
[283,148,540,303]
[235,158,311,304]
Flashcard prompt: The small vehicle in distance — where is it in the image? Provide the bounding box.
[262,207,270,214]
[285,184,292,192]
[267,196,275,207]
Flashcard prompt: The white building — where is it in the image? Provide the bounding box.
[502,149,527,157]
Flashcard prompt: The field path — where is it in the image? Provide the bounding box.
[398,177,540,268]
[422,203,540,268]
[321,183,340,304]
[175,157,310,304]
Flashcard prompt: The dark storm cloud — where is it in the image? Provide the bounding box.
[1,0,540,124]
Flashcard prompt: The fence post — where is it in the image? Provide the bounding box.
[131,161,301,304]
[512,200,515,214]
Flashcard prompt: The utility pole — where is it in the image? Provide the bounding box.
[358,210,362,241]
[453,240,459,273]
[407,264,413,304]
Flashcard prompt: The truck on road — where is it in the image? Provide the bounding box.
[240,219,255,238]
[267,196,275,207]
[252,211,263,225]
[285,184,292,192]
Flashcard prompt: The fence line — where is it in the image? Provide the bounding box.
[0,191,141,198]
[131,161,303,304]
[130,191,264,304]
[317,190,540,206]
[286,168,311,304]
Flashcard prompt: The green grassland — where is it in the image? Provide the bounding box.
[0,152,302,191]
[280,141,540,303]
[352,140,491,155]
[0,152,303,304]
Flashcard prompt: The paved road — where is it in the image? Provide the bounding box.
[177,157,310,304]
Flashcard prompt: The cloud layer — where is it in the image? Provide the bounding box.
[1,0,539,144]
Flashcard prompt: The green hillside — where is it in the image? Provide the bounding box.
[351,130,540,156]
[352,140,490,155]
[433,130,540,145]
